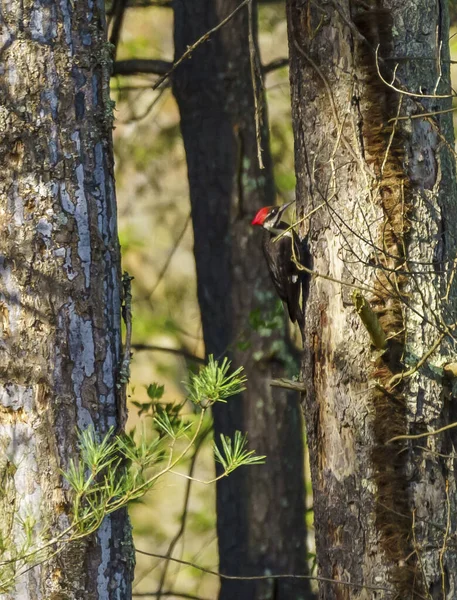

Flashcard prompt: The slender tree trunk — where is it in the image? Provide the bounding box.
[0,1,133,597]
[173,3,311,599]
[286,1,457,598]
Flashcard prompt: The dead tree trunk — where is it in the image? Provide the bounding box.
[0,1,133,597]
[173,2,311,599]
[286,1,457,598]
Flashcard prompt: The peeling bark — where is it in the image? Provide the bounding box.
[172,2,311,599]
[0,1,133,598]
[286,1,457,598]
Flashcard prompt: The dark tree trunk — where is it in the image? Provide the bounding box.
[0,1,133,597]
[287,0,457,598]
[173,2,311,599]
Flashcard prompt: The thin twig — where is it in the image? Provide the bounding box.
[388,105,457,122]
[375,46,452,99]
[443,254,457,303]
[135,549,396,594]
[381,94,403,175]
[387,332,446,389]
[132,344,204,364]
[156,428,211,600]
[439,479,451,599]
[292,38,375,178]
[248,0,264,169]
[388,420,457,444]
[149,214,191,296]
[433,31,443,95]
[113,59,172,76]
[412,509,432,600]
[118,87,168,124]
[273,201,328,242]
[133,593,210,600]
[291,253,377,296]
[152,0,250,91]
[270,379,307,392]
[168,469,227,485]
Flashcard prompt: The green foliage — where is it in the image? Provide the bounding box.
[185,355,247,407]
[0,358,261,593]
[64,357,253,534]
[214,431,266,475]
[248,294,299,376]
[249,300,284,337]
[147,382,165,400]
[131,383,166,416]
[153,408,191,440]
[0,503,49,594]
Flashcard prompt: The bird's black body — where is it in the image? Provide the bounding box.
[252,202,311,327]
[262,222,302,324]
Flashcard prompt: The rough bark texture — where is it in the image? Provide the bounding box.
[172,3,311,599]
[0,1,133,598]
[286,0,457,598]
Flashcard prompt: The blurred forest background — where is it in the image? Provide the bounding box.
[109,2,457,599]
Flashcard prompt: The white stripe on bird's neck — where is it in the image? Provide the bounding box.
[269,227,292,237]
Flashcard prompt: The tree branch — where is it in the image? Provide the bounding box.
[135,549,394,594]
[113,59,172,76]
[125,0,283,7]
[131,344,205,364]
[263,57,289,74]
[112,57,287,78]
[133,593,210,600]
[109,0,128,59]
[151,0,250,90]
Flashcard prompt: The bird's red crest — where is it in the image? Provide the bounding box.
[251,206,272,226]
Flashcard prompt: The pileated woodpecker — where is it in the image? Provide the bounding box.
[251,202,307,326]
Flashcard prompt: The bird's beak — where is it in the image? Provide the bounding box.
[277,201,295,218]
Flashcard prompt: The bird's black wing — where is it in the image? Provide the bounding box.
[262,229,301,323]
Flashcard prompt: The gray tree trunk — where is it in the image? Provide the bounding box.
[0,1,133,598]
[286,1,457,598]
[173,2,311,599]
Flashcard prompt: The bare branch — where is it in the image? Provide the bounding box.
[263,57,289,74]
[124,0,283,7]
[156,428,211,600]
[113,57,287,78]
[109,0,128,58]
[270,379,307,392]
[113,59,172,76]
[248,0,264,168]
[133,593,210,600]
[149,214,191,296]
[135,549,396,594]
[152,0,250,91]
[374,45,453,99]
[131,344,204,364]
[388,420,457,444]
[127,0,171,6]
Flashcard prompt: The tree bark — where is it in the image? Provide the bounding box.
[173,2,311,599]
[286,0,457,598]
[0,1,133,598]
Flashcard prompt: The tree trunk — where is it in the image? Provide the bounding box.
[173,3,311,599]
[0,1,133,598]
[286,0,457,598]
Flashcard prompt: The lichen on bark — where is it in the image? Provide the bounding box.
[287,0,457,598]
[0,1,132,597]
